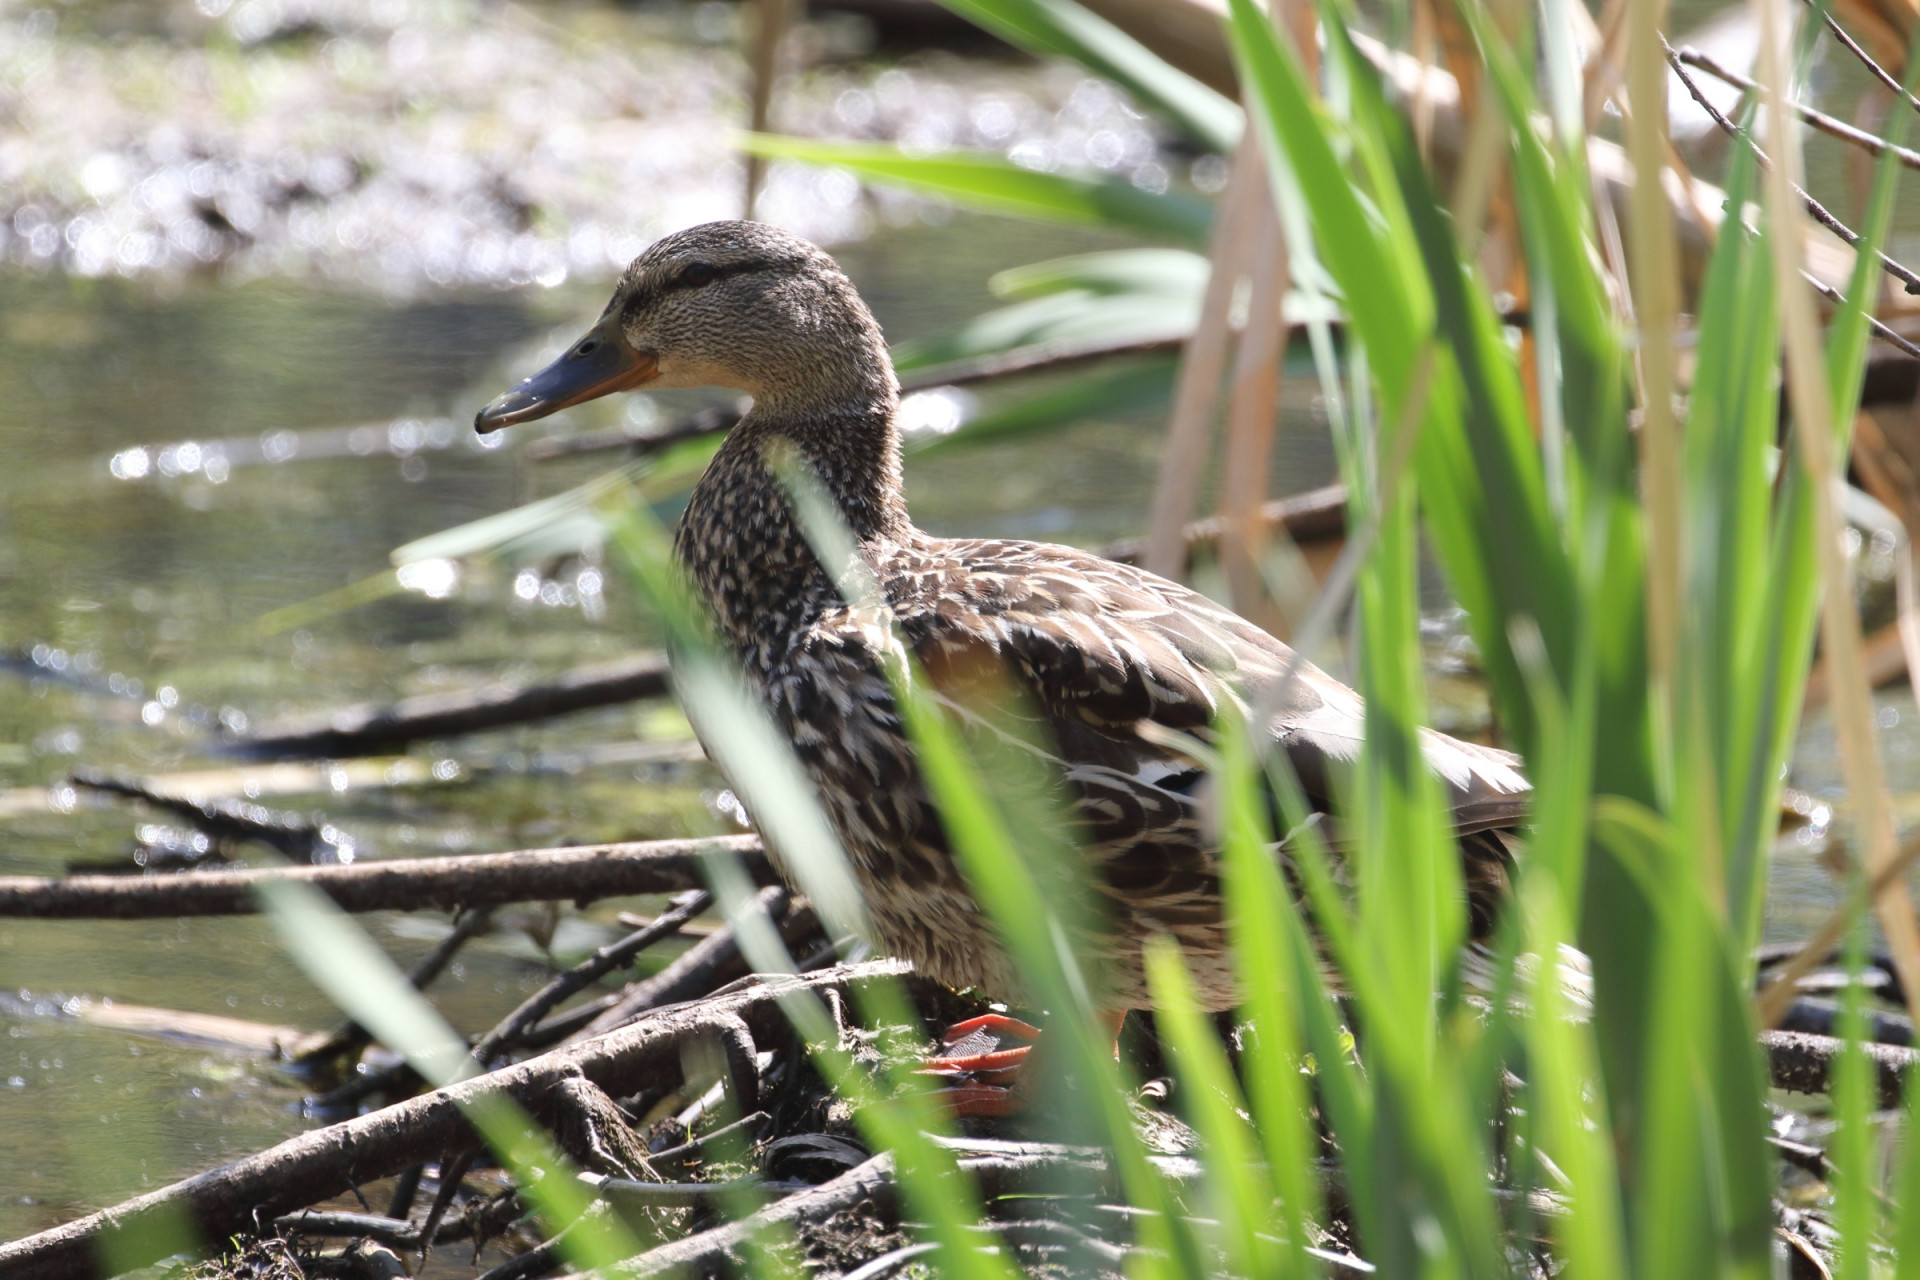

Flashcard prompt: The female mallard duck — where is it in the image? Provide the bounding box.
[476,221,1530,1109]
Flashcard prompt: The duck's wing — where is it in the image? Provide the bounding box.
[890,537,1531,832]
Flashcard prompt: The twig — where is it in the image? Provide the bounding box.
[1792,268,1920,360]
[604,1138,1203,1279]
[646,1109,769,1164]
[1664,41,1920,362]
[471,890,712,1065]
[0,960,912,1280]
[608,1152,898,1278]
[312,893,809,1113]
[577,887,803,1039]
[231,653,673,759]
[0,834,771,919]
[474,1234,569,1280]
[70,768,351,864]
[1664,39,1920,297]
[1762,1027,1918,1108]
[1758,825,1920,1025]
[416,1150,476,1265]
[1675,47,1920,173]
[1801,0,1920,118]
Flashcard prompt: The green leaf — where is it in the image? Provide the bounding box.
[932,0,1242,152]
[734,134,1213,244]
[988,247,1210,299]
[1144,935,1281,1278]
[391,437,720,568]
[892,287,1196,372]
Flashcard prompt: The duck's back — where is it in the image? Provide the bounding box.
[753,529,1529,1008]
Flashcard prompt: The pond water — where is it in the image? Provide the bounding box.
[1,0,1916,1254]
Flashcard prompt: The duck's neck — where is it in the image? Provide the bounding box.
[675,380,912,661]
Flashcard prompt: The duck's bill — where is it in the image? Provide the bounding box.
[473,320,659,433]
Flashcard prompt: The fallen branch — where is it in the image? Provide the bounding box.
[0,960,911,1280]
[230,653,673,759]
[269,1211,423,1249]
[0,834,772,919]
[1762,1028,1918,1108]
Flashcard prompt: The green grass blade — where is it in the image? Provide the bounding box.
[735,134,1213,244]
[1896,1004,1920,1280]
[1215,708,1326,1271]
[987,247,1210,299]
[890,286,1198,373]
[1143,936,1279,1278]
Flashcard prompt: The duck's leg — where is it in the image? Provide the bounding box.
[926,1011,1128,1119]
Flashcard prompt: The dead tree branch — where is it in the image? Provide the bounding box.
[231,654,673,759]
[1664,40,1920,298]
[0,835,771,919]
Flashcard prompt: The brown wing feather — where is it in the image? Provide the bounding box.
[884,536,1530,826]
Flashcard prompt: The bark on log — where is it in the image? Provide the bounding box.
[0,960,910,1280]
[231,654,673,759]
[0,835,772,919]
[1763,1028,1919,1109]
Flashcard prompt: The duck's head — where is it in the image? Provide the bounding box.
[474,221,891,433]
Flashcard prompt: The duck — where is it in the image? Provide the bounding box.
[475,220,1531,1112]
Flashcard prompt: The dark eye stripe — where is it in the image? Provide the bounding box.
[664,259,760,292]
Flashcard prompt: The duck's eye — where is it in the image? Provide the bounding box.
[672,261,719,290]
